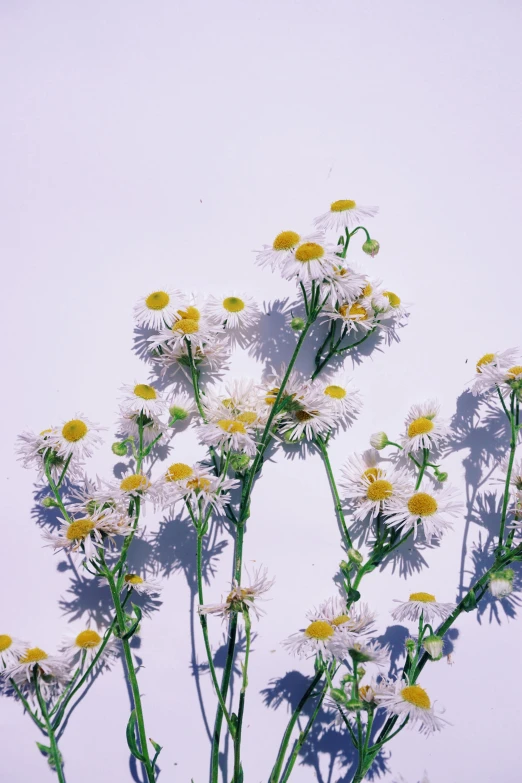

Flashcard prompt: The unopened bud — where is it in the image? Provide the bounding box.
[434,469,448,483]
[405,638,416,659]
[41,497,57,508]
[362,239,380,257]
[370,431,389,450]
[347,548,364,565]
[230,453,250,474]
[112,442,128,457]
[330,688,348,705]
[345,698,364,712]
[423,634,444,661]
[489,570,514,599]
[290,316,306,331]
[169,405,189,423]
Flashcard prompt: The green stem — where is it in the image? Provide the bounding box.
[186,340,206,420]
[315,435,352,549]
[233,611,251,782]
[279,677,330,783]
[10,678,46,731]
[498,392,516,547]
[33,671,66,783]
[311,329,375,381]
[44,457,73,523]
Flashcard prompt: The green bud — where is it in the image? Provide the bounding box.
[290,316,306,331]
[369,431,389,450]
[345,698,364,712]
[435,470,448,483]
[423,634,444,661]
[405,638,417,659]
[169,405,189,423]
[347,548,364,565]
[330,688,348,705]
[112,441,128,457]
[362,239,380,257]
[229,453,251,474]
[340,673,354,685]
[41,497,58,508]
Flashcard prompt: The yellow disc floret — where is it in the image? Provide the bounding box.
[134,384,157,400]
[236,411,257,425]
[295,242,325,263]
[330,199,356,212]
[66,519,95,541]
[331,614,350,627]
[120,474,150,492]
[407,417,434,438]
[265,387,279,405]
[476,353,495,373]
[62,419,88,442]
[75,630,102,648]
[363,467,383,482]
[366,479,393,502]
[125,574,144,585]
[383,291,401,308]
[339,303,368,321]
[217,419,247,434]
[507,366,522,378]
[187,477,212,492]
[145,291,170,310]
[0,635,13,652]
[177,306,200,321]
[166,463,194,482]
[407,493,438,517]
[223,297,245,313]
[324,385,346,399]
[362,283,372,297]
[173,318,199,334]
[20,647,48,664]
[273,231,300,251]
[305,620,335,640]
[401,684,431,710]
[409,592,436,603]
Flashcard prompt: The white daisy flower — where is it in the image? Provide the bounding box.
[197,419,258,456]
[154,461,239,515]
[322,299,377,335]
[400,400,449,454]
[119,383,168,419]
[320,375,362,428]
[103,472,153,503]
[283,619,344,660]
[199,566,273,620]
[206,293,260,332]
[122,573,163,595]
[340,459,411,521]
[133,288,185,330]
[43,515,122,561]
[279,384,338,441]
[315,263,368,306]
[502,364,522,398]
[309,597,376,639]
[152,336,231,379]
[375,680,447,735]
[4,646,71,687]
[202,379,267,428]
[391,593,456,623]
[61,628,118,665]
[148,305,221,352]
[281,240,343,284]
[314,200,379,234]
[168,392,197,425]
[343,640,390,671]
[0,635,29,667]
[16,428,80,482]
[116,410,166,446]
[469,349,520,396]
[48,416,104,462]
[384,482,462,544]
[255,230,323,271]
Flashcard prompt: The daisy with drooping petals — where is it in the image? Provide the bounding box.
[168,392,197,425]
[375,680,447,735]
[310,597,376,639]
[16,428,80,483]
[344,640,390,671]
[122,573,163,596]
[340,458,411,521]
[255,230,323,271]
[155,461,239,515]
[197,418,258,456]
[281,240,342,284]
[199,566,274,621]
[320,375,362,428]
[283,617,347,661]
[61,628,118,665]
[133,288,184,330]
[384,482,462,544]
[48,416,104,462]
[469,349,520,396]
[119,383,168,419]
[279,384,338,442]
[317,263,368,306]
[391,593,456,623]
[202,379,267,429]
[322,299,377,335]
[0,635,28,667]
[42,515,119,561]
[400,400,449,454]
[148,305,221,353]
[153,337,231,380]
[206,294,260,332]
[314,200,379,234]
[116,410,166,447]
[4,646,70,687]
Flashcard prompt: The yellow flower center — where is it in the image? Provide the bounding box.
[407,493,438,517]
[0,634,13,652]
[75,630,102,649]
[265,387,279,405]
[124,574,144,585]
[295,242,325,263]
[66,518,95,541]
[62,419,88,442]
[339,303,368,320]
[166,463,194,482]
[134,383,157,400]
[305,620,334,640]
[401,684,431,710]
[407,417,434,437]
[362,467,383,482]
[217,419,247,434]
[359,685,373,700]
[476,353,495,372]
[187,477,212,492]
[409,592,436,603]
[330,199,356,212]
[295,410,314,422]
[236,411,258,424]
[331,614,350,626]
[145,291,170,310]
[173,318,199,335]
[383,291,401,307]
[40,428,52,436]
[324,385,346,399]
[362,283,372,297]
[120,474,150,492]
[20,647,48,664]
[507,366,522,378]
[366,479,393,502]
[273,230,300,251]
[223,296,245,313]
[177,306,200,321]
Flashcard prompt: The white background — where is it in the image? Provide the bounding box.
[1,2,521,782]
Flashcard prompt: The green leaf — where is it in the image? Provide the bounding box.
[150,737,163,766]
[121,604,143,641]
[36,742,51,757]
[126,710,145,761]
[462,589,477,613]
[347,587,361,603]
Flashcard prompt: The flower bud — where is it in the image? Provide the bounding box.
[330,688,348,705]
[435,470,448,483]
[290,316,306,331]
[362,239,380,257]
[370,431,389,450]
[345,698,363,712]
[112,442,128,457]
[489,570,514,599]
[423,634,443,660]
[230,453,250,474]
[169,405,189,423]
[405,638,417,659]
[347,548,364,565]
[41,497,57,508]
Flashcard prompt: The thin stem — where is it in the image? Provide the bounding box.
[315,434,352,549]
[187,340,206,420]
[44,457,73,523]
[233,610,251,782]
[498,392,516,547]
[279,677,330,783]
[34,672,66,783]
[10,679,46,730]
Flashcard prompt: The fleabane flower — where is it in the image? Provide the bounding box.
[16,428,80,482]
[322,298,376,335]
[469,349,520,396]
[119,383,167,419]
[123,573,163,596]
[279,384,338,441]
[206,294,260,332]
[316,263,368,306]
[344,640,390,671]
[391,593,456,623]
[43,515,129,561]
[153,336,231,379]
[320,375,362,428]
[61,628,118,665]
[310,597,376,640]
[202,379,268,429]
[340,455,410,521]
[281,240,342,283]
[314,200,379,234]
[400,400,449,454]
[148,304,221,352]
[375,680,448,735]
[197,419,258,456]
[168,393,197,425]
[155,461,238,515]
[384,482,462,544]
[0,635,28,666]
[116,410,166,447]
[133,288,184,329]
[3,646,70,687]
[48,416,104,462]
[199,566,273,620]
[255,230,323,271]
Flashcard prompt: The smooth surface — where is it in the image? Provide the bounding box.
[1,2,521,782]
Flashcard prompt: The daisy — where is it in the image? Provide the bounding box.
[206,293,260,332]
[119,383,168,419]
[153,336,231,379]
[0,635,28,667]
[155,462,239,515]
[197,419,258,456]
[310,597,376,639]
[199,566,273,620]
[281,240,343,284]
[375,680,447,735]
[105,471,153,503]
[133,288,185,330]
[322,299,377,335]
[340,459,411,521]
[400,400,449,455]
[316,263,368,306]
[4,646,70,687]
[384,482,462,544]
[469,349,520,396]
[61,628,118,665]
[48,416,104,462]
[502,364,522,398]
[116,409,166,447]
[202,379,267,427]
[283,618,347,661]
[122,573,163,595]
[148,307,221,353]
[391,593,456,623]
[320,375,362,428]
[344,640,390,671]
[279,384,338,441]
[255,230,323,272]
[314,200,379,234]
[168,392,197,425]
[42,515,116,561]
[16,428,80,482]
